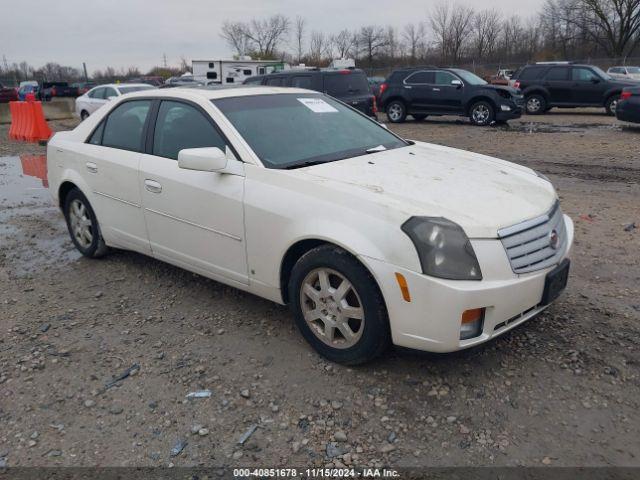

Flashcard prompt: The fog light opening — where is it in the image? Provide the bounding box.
[460,308,485,340]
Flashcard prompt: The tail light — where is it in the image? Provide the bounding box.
[379,82,388,96]
[51,87,57,96]
[513,80,521,89]
[338,69,351,75]
[620,90,632,100]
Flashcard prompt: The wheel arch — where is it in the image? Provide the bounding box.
[466,95,497,116]
[604,89,622,105]
[279,238,386,307]
[382,95,406,111]
[58,181,78,209]
[522,88,550,101]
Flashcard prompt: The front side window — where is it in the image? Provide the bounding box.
[101,100,151,152]
[89,87,105,99]
[434,71,457,85]
[572,68,599,82]
[266,77,284,86]
[153,101,227,160]
[213,94,407,169]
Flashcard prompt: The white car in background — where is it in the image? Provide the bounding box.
[607,66,640,81]
[75,83,155,120]
[48,87,573,364]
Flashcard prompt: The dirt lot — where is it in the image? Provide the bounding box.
[0,111,639,470]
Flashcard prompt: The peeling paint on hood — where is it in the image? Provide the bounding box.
[291,141,557,238]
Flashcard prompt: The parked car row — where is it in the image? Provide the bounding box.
[75,83,156,120]
[0,80,99,103]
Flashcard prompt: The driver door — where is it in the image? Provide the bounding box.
[139,99,248,285]
[571,67,606,105]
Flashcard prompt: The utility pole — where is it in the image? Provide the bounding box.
[83,62,88,82]
[163,53,168,68]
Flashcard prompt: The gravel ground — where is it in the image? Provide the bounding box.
[0,111,638,469]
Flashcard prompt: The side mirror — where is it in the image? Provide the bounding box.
[178,147,228,172]
[590,77,600,84]
[451,79,463,88]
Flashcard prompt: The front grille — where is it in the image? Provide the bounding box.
[498,201,567,274]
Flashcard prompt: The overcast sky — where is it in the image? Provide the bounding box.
[3,0,545,74]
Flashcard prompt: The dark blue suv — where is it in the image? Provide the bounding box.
[379,67,524,126]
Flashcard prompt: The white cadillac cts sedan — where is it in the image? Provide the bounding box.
[47,87,574,364]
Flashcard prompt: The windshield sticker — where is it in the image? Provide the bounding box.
[297,98,339,113]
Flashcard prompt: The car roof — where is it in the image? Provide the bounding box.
[91,83,154,89]
[122,86,318,101]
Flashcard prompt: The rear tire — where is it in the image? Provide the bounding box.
[80,110,89,121]
[469,100,495,126]
[525,94,546,115]
[386,100,407,123]
[605,95,619,116]
[288,245,390,365]
[63,188,108,258]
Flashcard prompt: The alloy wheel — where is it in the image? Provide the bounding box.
[527,97,541,113]
[69,199,93,248]
[300,268,365,349]
[472,104,490,124]
[387,104,403,122]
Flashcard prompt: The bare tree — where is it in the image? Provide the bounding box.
[358,25,388,65]
[221,21,252,57]
[430,2,451,61]
[331,29,357,59]
[471,10,501,60]
[573,0,640,56]
[244,14,291,58]
[402,22,426,62]
[308,31,330,64]
[449,5,475,62]
[293,16,306,63]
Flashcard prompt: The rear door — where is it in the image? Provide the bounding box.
[429,71,465,113]
[87,87,107,113]
[323,71,373,115]
[401,70,435,111]
[139,99,248,284]
[76,99,152,253]
[571,67,607,105]
[541,66,572,104]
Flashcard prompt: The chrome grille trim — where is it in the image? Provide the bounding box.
[498,201,567,274]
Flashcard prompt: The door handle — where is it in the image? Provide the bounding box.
[404,85,412,89]
[144,179,162,194]
[432,88,441,91]
[86,162,98,173]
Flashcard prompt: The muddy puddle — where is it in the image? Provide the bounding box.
[0,155,80,276]
[497,122,627,134]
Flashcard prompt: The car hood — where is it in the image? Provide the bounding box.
[292,141,557,238]
[481,84,521,95]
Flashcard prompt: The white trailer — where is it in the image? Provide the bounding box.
[192,59,289,85]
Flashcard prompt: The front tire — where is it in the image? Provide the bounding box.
[469,100,495,126]
[288,245,390,365]
[386,100,407,123]
[63,188,108,258]
[605,95,619,116]
[80,110,89,121]
[525,94,546,115]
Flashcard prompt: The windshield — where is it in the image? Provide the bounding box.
[213,94,407,169]
[627,67,640,74]
[591,66,612,80]
[118,85,155,94]
[450,69,487,85]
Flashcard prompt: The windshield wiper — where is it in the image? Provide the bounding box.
[365,145,387,154]
[283,159,334,170]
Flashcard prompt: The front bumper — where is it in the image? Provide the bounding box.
[360,214,574,353]
[495,102,522,121]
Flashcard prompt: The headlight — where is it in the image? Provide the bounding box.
[401,217,482,280]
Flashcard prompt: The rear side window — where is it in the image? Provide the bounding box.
[103,87,118,98]
[518,66,546,80]
[404,71,435,84]
[291,76,312,89]
[324,72,369,95]
[102,100,151,152]
[266,77,284,86]
[152,101,227,160]
[544,67,569,80]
